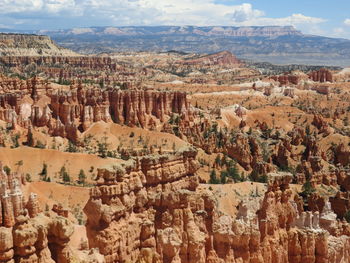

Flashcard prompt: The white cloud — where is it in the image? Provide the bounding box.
[0,0,81,15]
[231,3,264,23]
[344,19,350,26]
[0,0,43,13]
[0,0,327,30]
[234,13,326,27]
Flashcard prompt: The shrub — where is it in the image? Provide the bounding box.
[257,174,268,183]
[66,140,78,152]
[11,134,20,148]
[3,165,11,175]
[209,170,219,184]
[35,140,46,149]
[25,173,32,182]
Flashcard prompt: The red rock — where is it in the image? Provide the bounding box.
[0,161,76,263]
[82,148,350,263]
[308,69,333,82]
[270,74,300,86]
[0,76,192,142]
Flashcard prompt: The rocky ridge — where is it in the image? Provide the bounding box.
[41,26,302,38]
[0,33,78,57]
[29,26,350,66]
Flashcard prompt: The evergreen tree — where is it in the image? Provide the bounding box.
[27,129,34,146]
[301,180,316,197]
[209,170,219,184]
[78,169,86,185]
[39,163,48,181]
[214,155,221,167]
[60,166,70,183]
[220,171,227,184]
[227,161,240,182]
[97,136,108,158]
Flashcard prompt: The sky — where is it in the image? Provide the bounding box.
[1,0,350,39]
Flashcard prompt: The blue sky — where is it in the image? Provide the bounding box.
[1,0,350,39]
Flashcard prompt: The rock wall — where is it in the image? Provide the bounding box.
[270,74,300,86]
[83,149,350,263]
[0,76,191,141]
[0,56,116,71]
[312,85,330,95]
[0,55,139,85]
[308,69,333,83]
[0,162,74,263]
[0,33,78,57]
[84,147,201,262]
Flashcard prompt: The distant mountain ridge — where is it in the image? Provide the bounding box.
[1,26,350,66]
[38,25,302,38]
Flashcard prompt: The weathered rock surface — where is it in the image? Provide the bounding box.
[270,74,300,86]
[308,69,333,82]
[0,162,75,263]
[0,76,191,142]
[0,33,78,57]
[84,149,350,263]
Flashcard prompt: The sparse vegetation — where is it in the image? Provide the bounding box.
[59,166,71,183]
[78,169,86,185]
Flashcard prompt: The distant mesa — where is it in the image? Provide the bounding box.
[0,33,79,57]
[45,25,302,38]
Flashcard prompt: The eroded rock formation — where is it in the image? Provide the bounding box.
[0,162,74,263]
[270,74,300,86]
[0,76,191,141]
[308,69,333,83]
[83,148,350,263]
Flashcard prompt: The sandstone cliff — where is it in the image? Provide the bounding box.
[83,149,350,263]
[0,76,191,142]
[0,33,78,57]
[0,162,75,263]
[308,69,333,83]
